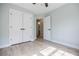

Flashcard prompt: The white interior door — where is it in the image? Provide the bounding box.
[44,16,52,41]
[9,9,22,44]
[23,13,33,42]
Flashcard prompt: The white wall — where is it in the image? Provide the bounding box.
[0,4,2,46]
[0,3,36,48]
[48,4,79,48]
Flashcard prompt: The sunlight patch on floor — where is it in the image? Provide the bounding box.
[32,54,38,56]
[39,46,75,56]
[32,46,75,56]
[63,52,74,56]
[52,50,65,56]
[40,46,56,56]
[51,50,75,56]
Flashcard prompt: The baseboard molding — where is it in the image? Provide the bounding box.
[52,40,79,49]
[1,40,78,49]
[0,44,11,48]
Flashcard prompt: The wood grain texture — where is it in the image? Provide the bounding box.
[0,39,79,56]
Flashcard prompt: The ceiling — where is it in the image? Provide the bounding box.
[13,3,66,16]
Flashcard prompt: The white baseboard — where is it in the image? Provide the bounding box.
[1,40,78,49]
[52,40,79,49]
[0,44,11,48]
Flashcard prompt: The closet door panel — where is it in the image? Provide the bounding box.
[44,16,52,41]
[9,9,22,44]
[23,13,33,42]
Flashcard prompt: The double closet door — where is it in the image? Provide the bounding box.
[9,8,33,45]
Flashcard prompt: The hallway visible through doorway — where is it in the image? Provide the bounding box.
[36,17,43,40]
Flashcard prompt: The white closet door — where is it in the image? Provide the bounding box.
[9,9,22,44]
[23,13,33,42]
[44,16,52,41]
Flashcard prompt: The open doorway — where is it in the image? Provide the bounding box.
[36,18,43,40]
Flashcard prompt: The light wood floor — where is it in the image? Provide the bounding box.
[0,39,79,56]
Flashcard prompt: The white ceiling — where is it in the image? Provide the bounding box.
[13,3,66,15]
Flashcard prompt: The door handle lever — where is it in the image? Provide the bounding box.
[20,28,25,30]
[48,29,51,30]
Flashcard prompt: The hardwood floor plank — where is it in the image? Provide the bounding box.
[0,40,79,56]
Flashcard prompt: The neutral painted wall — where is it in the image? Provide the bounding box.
[0,4,9,47]
[48,4,79,48]
[0,3,36,48]
[0,4,2,46]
